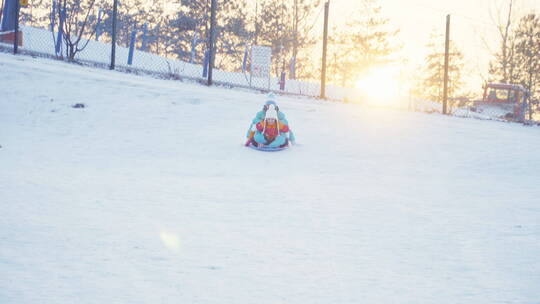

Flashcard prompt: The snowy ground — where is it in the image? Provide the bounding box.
[1,52,540,304]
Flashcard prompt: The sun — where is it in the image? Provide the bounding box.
[354,65,407,106]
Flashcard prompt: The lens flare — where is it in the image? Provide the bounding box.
[160,230,181,253]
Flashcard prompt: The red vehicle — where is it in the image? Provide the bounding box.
[482,83,527,103]
[472,83,529,121]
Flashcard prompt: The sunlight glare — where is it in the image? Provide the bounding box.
[354,65,407,106]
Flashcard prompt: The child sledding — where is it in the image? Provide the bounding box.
[245,97,295,151]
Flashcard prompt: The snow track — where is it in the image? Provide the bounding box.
[1,53,540,303]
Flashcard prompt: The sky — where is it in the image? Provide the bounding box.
[329,0,540,94]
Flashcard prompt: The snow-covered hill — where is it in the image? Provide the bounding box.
[1,52,540,304]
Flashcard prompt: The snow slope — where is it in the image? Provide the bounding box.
[1,52,540,304]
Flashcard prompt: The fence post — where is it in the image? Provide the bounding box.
[279,71,286,90]
[521,94,528,123]
[442,14,450,115]
[55,7,65,56]
[207,0,217,86]
[127,29,136,65]
[202,49,209,78]
[320,1,329,99]
[110,0,118,70]
[13,0,20,54]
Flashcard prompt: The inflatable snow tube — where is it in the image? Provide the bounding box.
[247,141,289,152]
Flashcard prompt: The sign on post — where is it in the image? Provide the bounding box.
[250,45,272,89]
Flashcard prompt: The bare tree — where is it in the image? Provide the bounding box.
[255,0,320,79]
[514,13,540,119]
[488,0,520,84]
[59,0,99,61]
[290,0,320,79]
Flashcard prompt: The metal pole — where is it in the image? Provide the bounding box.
[442,14,450,115]
[320,1,329,99]
[13,0,20,54]
[207,0,217,86]
[55,7,65,56]
[127,29,136,65]
[0,0,4,24]
[110,0,118,70]
[528,47,534,121]
[254,0,258,45]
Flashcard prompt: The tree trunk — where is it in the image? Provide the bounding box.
[292,0,298,79]
[501,0,513,83]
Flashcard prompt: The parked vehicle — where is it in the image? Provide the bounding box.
[471,83,530,121]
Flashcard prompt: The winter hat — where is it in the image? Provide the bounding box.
[267,93,276,103]
[265,108,278,120]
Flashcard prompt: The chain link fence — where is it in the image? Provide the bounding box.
[0,0,351,100]
[410,88,539,125]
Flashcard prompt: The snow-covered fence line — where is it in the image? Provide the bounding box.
[0,25,354,102]
[410,98,540,125]
[4,26,536,125]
